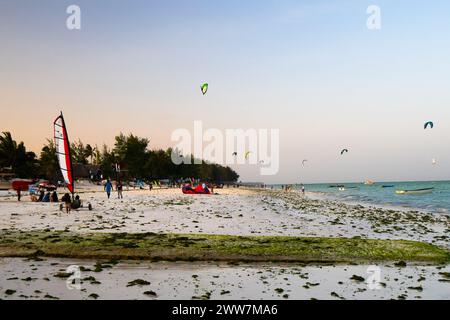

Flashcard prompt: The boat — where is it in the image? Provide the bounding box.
[381,185,394,188]
[54,112,75,196]
[364,179,374,185]
[395,187,434,195]
[54,112,92,210]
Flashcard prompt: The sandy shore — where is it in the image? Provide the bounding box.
[0,187,449,248]
[0,186,449,300]
[1,257,449,300]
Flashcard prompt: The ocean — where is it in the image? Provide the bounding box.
[273,181,450,214]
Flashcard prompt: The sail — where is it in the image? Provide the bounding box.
[54,113,74,193]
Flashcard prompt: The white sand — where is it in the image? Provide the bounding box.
[0,186,449,249]
[1,257,449,300]
[1,186,449,300]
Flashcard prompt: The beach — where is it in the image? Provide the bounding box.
[0,186,449,299]
[1,186,449,247]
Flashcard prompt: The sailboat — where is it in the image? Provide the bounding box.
[54,112,75,197]
[54,112,92,210]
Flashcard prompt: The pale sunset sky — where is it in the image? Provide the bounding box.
[1,0,449,183]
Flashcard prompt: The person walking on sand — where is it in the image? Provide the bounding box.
[61,193,71,213]
[117,181,123,199]
[17,189,21,201]
[301,184,305,195]
[104,179,113,199]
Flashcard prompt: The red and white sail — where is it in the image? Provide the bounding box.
[54,112,74,193]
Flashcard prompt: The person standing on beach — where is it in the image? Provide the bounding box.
[17,189,21,201]
[104,179,113,199]
[117,181,123,199]
[61,193,71,213]
[301,184,305,195]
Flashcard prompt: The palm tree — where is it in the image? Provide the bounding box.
[0,132,38,178]
[0,132,18,168]
[39,139,59,181]
[85,144,94,164]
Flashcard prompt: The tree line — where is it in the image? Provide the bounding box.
[0,132,239,183]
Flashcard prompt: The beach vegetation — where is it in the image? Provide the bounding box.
[0,230,448,264]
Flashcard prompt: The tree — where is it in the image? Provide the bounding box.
[113,133,150,179]
[85,144,94,164]
[39,139,59,181]
[93,144,101,165]
[0,132,38,178]
[71,139,88,164]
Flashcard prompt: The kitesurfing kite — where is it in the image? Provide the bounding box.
[54,112,74,196]
[200,83,208,95]
[340,149,349,155]
[432,158,437,165]
[232,152,237,156]
[424,121,434,129]
[302,159,308,166]
[245,151,251,159]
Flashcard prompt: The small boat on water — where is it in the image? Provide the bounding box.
[382,185,394,188]
[395,187,434,195]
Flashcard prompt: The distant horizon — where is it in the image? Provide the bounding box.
[263,179,450,185]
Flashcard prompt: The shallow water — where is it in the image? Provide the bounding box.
[1,258,449,300]
[274,181,450,213]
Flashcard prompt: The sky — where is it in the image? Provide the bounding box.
[1,0,450,183]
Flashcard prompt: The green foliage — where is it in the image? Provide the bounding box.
[0,132,38,178]
[39,139,59,180]
[1,131,239,182]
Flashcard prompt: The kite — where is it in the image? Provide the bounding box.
[200,83,208,95]
[340,149,349,155]
[424,121,434,129]
[245,151,251,159]
[232,152,237,156]
[302,159,308,166]
[432,158,437,165]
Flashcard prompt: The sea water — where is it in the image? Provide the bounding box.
[273,181,450,213]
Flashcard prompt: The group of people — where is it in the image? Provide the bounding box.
[30,189,59,203]
[280,184,306,195]
[104,179,123,199]
[60,193,83,213]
